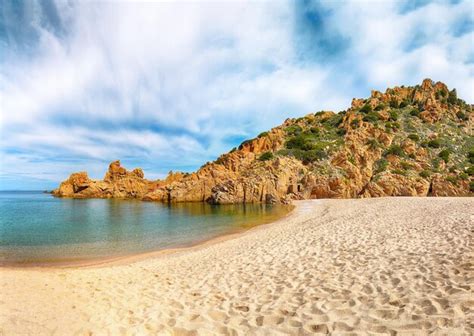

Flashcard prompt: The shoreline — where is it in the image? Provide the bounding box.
[0,204,295,270]
[1,197,472,335]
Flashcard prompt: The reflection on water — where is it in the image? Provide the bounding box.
[0,191,290,265]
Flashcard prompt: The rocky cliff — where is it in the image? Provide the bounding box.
[52,160,158,198]
[53,79,473,203]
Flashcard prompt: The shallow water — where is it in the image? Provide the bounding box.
[0,191,290,265]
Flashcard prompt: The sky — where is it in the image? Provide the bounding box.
[0,0,473,190]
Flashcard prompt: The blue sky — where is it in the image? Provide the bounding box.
[1,0,473,190]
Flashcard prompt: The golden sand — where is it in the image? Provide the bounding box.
[1,197,473,335]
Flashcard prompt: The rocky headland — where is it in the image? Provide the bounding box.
[53,79,473,203]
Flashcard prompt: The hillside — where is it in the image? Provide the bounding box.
[53,79,473,203]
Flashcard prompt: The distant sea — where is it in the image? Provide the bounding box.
[0,191,290,266]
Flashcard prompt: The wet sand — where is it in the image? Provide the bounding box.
[0,197,473,335]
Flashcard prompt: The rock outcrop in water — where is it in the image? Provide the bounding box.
[53,79,473,203]
[53,160,156,198]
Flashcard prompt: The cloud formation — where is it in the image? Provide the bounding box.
[0,0,473,189]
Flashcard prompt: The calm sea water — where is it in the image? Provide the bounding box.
[0,191,289,266]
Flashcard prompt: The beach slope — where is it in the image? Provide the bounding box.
[1,197,473,335]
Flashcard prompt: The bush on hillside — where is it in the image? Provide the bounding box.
[400,161,413,170]
[389,99,399,108]
[419,170,431,178]
[448,89,457,105]
[374,104,385,111]
[392,169,407,176]
[258,151,274,161]
[285,125,303,136]
[324,113,344,128]
[456,111,468,121]
[360,104,372,113]
[389,110,399,121]
[427,139,441,148]
[374,158,389,174]
[408,133,420,141]
[363,112,381,123]
[384,145,405,157]
[366,138,380,150]
[409,108,421,117]
[446,176,458,185]
[466,165,474,176]
[438,149,451,163]
[468,148,474,164]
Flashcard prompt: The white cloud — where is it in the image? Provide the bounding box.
[0,0,472,189]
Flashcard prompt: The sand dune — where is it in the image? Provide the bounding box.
[1,197,473,335]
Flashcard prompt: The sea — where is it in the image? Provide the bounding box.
[0,191,290,266]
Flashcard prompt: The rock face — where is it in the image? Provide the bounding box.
[53,161,155,198]
[54,79,473,202]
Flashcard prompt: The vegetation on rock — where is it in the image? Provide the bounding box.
[54,79,473,203]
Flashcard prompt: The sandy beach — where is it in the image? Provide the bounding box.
[0,197,473,335]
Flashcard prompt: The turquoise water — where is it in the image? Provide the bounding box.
[0,191,289,266]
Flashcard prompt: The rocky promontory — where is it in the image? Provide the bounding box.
[53,79,473,203]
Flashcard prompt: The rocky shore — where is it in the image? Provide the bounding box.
[53,79,473,203]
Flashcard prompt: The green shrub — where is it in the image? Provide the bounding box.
[389,99,399,108]
[258,151,274,161]
[399,100,408,108]
[384,145,405,157]
[438,149,451,163]
[459,172,468,180]
[360,104,372,113]
[389,110,399,121]
[408,133,420,141]
[258,131,269,138]
[285,134,319,151]
[375,104,385,111]
[385,121,400,131]
[419,170,431,178]
[351,119,360,129]
[230,147,237,153]
[468,148,474,164]
[374,158,389,174]
[400,161,413,170]
[392,169,406,176]
[363,112,380,123]
[285,125,302,136]
[324,113,344,128]
[348,155,356,165]
[427,139,441,148]
[456,111,468,121]
[366,138,380,149]
[336,128,346,136]
[447,89,457,105]
[409,108,420,117]
[432,158,441,169]
[277,148,326,164]
[310,127,320,134]
[466,165,474,176]
[446,176,457,185]
[300,149,327,164]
